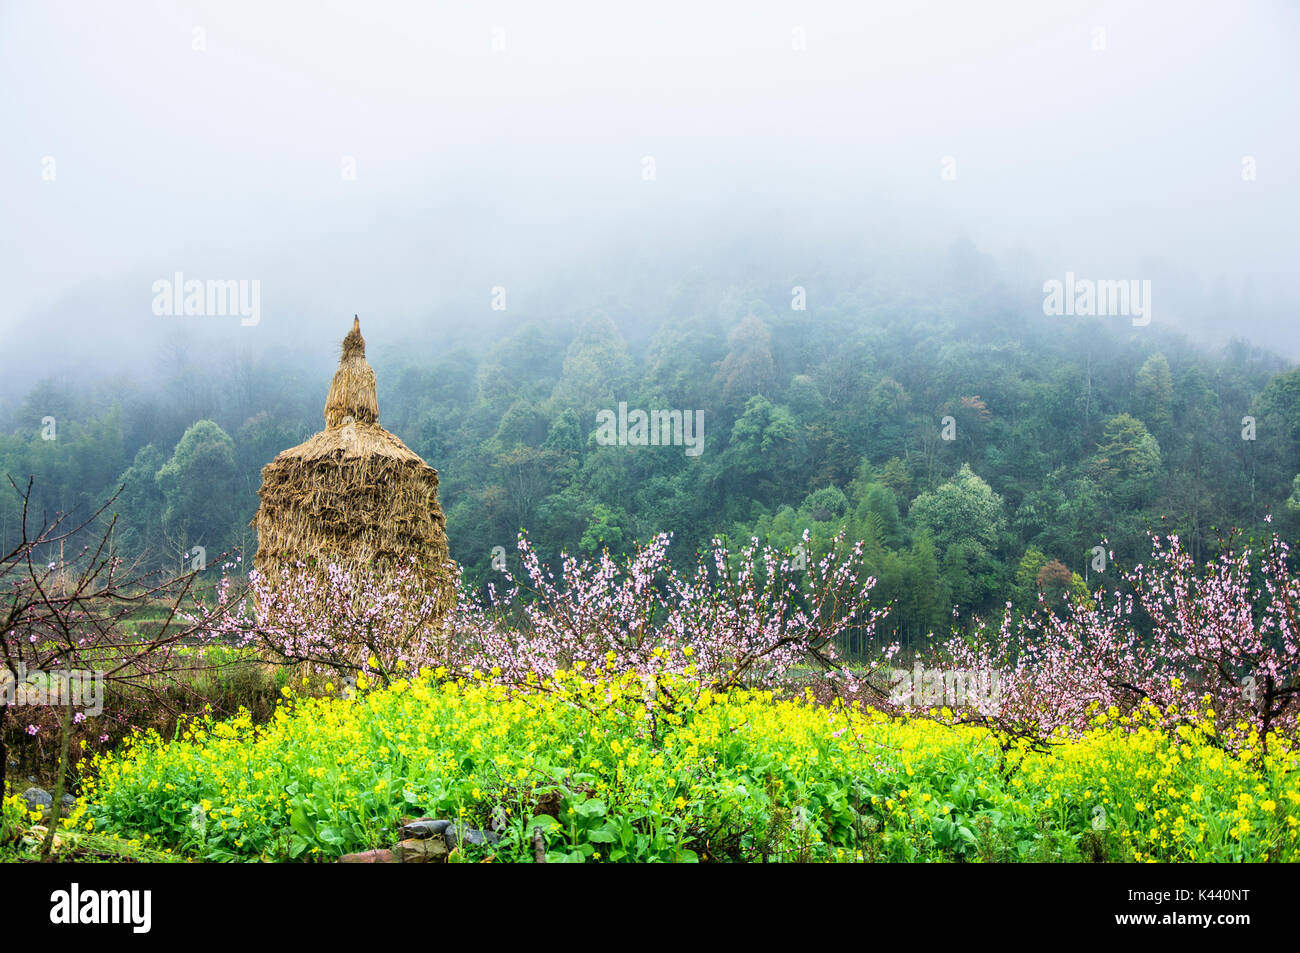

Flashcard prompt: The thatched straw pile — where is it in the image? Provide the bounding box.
[251,317,455,614]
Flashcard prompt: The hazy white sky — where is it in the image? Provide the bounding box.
[1,0,1296,385]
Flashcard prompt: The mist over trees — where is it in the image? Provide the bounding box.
[2,243,1295,651]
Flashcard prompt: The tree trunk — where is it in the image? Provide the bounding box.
[40,695,73,861]
[0,702,7,799]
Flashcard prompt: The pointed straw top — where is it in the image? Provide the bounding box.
[324,316,378,428]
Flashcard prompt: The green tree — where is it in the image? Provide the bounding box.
[112,445,166,565]
[581,503,628,554]
[550,313,633,412]
[725,396,801,503]
[895,533,947,648]
[1012,545,1048,609]
[909,463,1006,554]
[879,457,913,504]
[1091,413,1162,505]
[715,313,776,410]
[155,421,239,568]
[1136,353,1173,435]
[857,484,903,549]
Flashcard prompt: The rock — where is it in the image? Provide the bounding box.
[339,849,398,863]
[393,837,449,863]
[444,824,500,850]
[400,818,453,839]
[21,787,52,814]
[61,793,76,808]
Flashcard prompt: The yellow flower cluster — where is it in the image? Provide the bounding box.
[76,671,1299,863]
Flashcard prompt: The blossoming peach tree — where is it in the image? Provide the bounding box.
[449,530,895,706]
[198,521,1297,759]
[926,529,1300,752]
[201,530,895,711]
[198,557,448,684]
[1,477,240,856]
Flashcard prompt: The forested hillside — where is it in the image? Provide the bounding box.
[3,249,1297,649]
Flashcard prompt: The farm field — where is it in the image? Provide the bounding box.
[6,670,1296,864]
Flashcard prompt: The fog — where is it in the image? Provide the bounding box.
[1,0,1297,397]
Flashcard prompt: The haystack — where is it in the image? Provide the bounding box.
[251,317,455,614]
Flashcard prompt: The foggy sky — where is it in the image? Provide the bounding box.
[1,0,1297,397]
